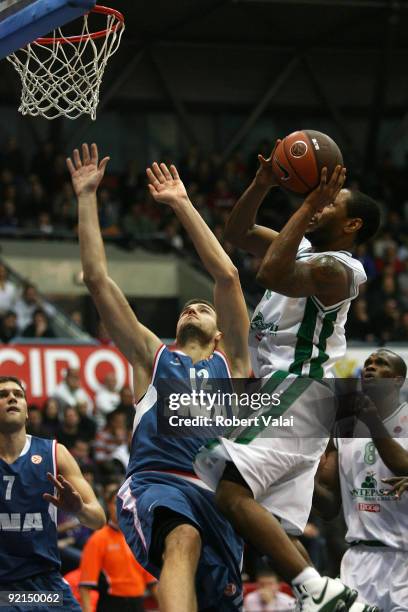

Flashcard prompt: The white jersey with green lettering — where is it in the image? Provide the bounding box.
[249,238,366,378]
[337,405,408,550]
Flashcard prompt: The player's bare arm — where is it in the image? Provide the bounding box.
[43,443,105,529]
[67,143,162,400]
[256,165,350,306]
[353,395,408,477]
[224,141,281,258]
[312,441,342,520]
[147,162,251,378]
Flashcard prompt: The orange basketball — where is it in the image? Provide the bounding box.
[272,130,343,194]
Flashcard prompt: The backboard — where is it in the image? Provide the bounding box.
[0,0,95,59]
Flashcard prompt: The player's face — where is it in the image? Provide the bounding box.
[305,188,350,245]
[176,303,218,343]
[0,382,28,434]
[362,352,395,381]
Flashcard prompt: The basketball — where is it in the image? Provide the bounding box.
[272,129,343,195]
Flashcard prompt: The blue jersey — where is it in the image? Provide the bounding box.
[126,344,232,476]
[0,435,60,583]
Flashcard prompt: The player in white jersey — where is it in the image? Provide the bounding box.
[314,349,408,611]
[195,147,382,611]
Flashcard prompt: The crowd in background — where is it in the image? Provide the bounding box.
[2,135,408,342]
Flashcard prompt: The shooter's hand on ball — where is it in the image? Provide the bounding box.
[43,472,84,514]
[303,165,346,213]
[255,139,281,188]
[147,162,189,209]
[66,143,110,197]
[382,476,408,499]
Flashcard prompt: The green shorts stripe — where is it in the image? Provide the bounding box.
[235,376,313,445]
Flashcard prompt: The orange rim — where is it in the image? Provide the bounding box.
[35,5,124,45]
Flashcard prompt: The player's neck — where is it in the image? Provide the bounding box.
[0,428,27,463]
[176,339,215,364]
[314,237,354,253]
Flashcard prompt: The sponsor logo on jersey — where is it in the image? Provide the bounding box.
[31,455,42,464]
[350,471,397,502]
[250,311,279,338]
[357,503,380,513]
[0,512,43,531]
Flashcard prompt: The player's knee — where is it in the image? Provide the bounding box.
[163,523,201,562]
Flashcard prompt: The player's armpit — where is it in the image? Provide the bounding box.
[257,255,350,305]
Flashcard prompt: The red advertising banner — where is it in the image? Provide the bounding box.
[0,344,133,405]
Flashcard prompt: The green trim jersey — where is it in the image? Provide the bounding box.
[249,238,366,378]
[337,404,408,551]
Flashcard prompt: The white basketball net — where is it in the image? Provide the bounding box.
[7,10,125,120]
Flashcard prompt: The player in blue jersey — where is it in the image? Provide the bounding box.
[68,143,251,612]
[0,375,105,611]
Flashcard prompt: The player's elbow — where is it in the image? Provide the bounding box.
[256,264,276,288]
[92,507,107,530]
[83,270,109,289]
[217,265,239,285]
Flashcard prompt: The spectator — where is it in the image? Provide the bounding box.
[41,397,61,438]
[37,211,54,235]
[76,401,97,442]
[70,439,93,469]
[0,263,18,315]
[397,311,408,341]
[111,429,132,474]
[79,487,156,612]
[27,405,46,437]
[346,298,375,342]
[244,569,295,611]
[116,385,135,430]
[0,310,18,343]
[93,409,127,464]
[70,309,84,329]
[52,367,93,417]
[22,308,55,338]
[0,200,19,230]
[57,406,82,449]
[122,202,157,238]
[14,283,55,332]
[398,260,408,308]
[94,373,120,429]
[373,298,401,343]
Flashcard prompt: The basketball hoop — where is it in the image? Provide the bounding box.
[7,5,125,120]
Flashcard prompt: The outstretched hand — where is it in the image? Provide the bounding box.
[146,162,189,208]
[304,165,346,213]
[43,472,84,514]
[255,139,281,188]
[66,143,110,197]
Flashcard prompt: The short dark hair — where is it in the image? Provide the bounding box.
[346,191,382,244]
[0,376,26,396]
[378,349,407,379]
[181,299,216,313]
